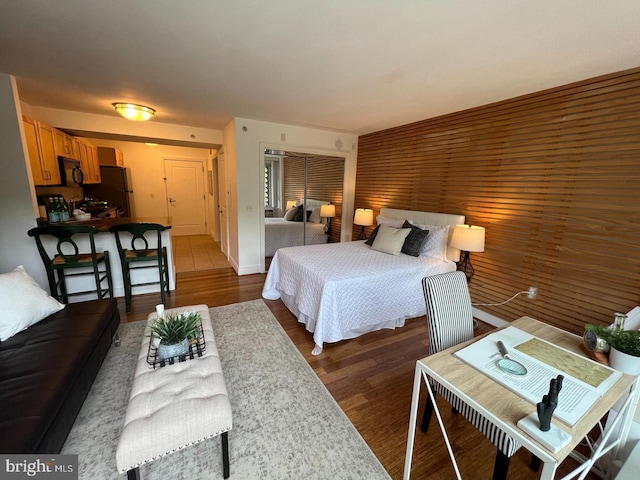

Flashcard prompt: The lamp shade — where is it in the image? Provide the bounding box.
[286,200,297,210]
[450,224,485,252]
[113,102,155,121]
[320,204,336,218]
[353,208,374,226]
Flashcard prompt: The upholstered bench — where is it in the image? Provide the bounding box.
[115,305,232,479]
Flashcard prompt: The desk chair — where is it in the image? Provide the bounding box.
[28,225,113,303]
[109,223,170,312]
[421,271,521,480]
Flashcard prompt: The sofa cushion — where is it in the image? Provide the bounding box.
[0,298,119,453]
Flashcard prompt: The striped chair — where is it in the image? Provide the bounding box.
[421,271,521,480]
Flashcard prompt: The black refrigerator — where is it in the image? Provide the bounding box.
[84,166,134,217]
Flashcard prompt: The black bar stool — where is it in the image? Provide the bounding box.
[109,223,170,312]
[28,225,114,303]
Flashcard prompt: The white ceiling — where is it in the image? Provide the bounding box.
[1,1,639,136]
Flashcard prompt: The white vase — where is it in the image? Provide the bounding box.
[609,347,640,376]
[157,338,189,361]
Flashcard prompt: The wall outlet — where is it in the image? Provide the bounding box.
[528,286,538,299]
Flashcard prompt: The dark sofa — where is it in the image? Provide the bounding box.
[0,298,120,453]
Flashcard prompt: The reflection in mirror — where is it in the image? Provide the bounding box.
[264,149,345,260]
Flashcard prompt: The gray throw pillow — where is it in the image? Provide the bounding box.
[401,220,430,257]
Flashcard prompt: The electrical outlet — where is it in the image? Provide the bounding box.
[528,286,538,300]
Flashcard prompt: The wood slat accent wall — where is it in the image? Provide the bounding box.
[283,155,345,243]
[356,67,640,334]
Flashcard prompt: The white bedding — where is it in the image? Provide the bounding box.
[265,218,327,257]
[262,240,455,353]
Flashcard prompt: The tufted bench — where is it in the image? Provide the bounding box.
[115,305,232,479]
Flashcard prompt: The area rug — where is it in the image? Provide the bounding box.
[61,299,390,479]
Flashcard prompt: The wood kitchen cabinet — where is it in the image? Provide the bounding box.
[97,146,124,167]
[22,115,61,186]
[54,128,75,159]
[79,141,101,184]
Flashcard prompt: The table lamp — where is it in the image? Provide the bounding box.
[450,224,485,282]
[354,208,374,240]
[286,200,297,211]
[320,204,336,242]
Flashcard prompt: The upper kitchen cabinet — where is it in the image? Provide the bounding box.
[54,129,75,159]
[97,147,124,167]
[79,141,101,184]
[22,115,61,186]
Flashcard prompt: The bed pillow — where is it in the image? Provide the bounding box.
[0,265,65,341]
[400,220,430,257]
[375,215,405,228]
[364,225,380,245]
[294,207,313,222]
[308,206,322,223]
[284,206,298,221]
[371,224,411,255]
[411,222,450,260]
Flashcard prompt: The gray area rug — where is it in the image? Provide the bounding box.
[62,299,390,479]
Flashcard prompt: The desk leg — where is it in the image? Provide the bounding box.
[403,365,423,480]
[539,461,558,480]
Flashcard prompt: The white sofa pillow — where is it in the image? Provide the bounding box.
[0,265,65,341]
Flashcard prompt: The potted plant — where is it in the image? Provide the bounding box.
[585,322,640,375]
[149,311,201,361]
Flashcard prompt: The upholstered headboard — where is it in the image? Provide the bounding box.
[301,198,330,210]
[380,208,465,261]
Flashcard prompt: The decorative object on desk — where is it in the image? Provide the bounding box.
[354,208,373,240]
[537,375,564,431]
[321,203,336,242]
[149,311,201,361]
[585,314,640,375]
[450,224,485,282]
[497,340,528,375]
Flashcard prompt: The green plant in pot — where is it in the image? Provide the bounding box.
[585,322,640,375]
[149,311,201,361]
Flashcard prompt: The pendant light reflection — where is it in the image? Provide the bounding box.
[112,102,156,121]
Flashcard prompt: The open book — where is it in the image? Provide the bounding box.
[453,326,622,427]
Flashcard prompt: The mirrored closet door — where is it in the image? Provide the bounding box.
[264,149,345,258]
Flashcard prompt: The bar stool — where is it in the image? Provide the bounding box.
[27,225,113,303]
[109,223,170,312]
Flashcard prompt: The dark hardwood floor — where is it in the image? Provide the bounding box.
[121,267,594,480]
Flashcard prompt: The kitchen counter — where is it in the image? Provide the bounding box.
[33,216,175,303]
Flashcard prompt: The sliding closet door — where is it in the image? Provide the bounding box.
[304,156,344,244]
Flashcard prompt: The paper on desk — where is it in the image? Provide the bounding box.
[453,326,621,427]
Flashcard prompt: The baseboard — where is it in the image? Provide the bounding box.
[472,308,509,328]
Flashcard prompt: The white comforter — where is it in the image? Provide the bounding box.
[265,218,327,257]
[262,241,455,353]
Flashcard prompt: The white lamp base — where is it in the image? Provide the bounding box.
[517,413,571,453]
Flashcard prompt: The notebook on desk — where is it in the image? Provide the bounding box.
[454,326,622,427]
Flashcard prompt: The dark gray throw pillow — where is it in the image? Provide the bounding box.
[400,220,430,256]
[365,225,380,245]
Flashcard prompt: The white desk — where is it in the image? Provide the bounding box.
[404,316,640,480]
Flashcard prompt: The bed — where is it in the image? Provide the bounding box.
[264,199,329,257]
[262,208,465,354]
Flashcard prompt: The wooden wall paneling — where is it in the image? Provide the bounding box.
[355,66,640,334]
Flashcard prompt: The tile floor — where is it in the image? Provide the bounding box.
[172,235,230,273]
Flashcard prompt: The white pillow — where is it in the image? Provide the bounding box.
[410,223,450,260]
[0,265,65,341]
[371,224,411,255]
[284,206,298,221]
[375,215,405,228]
[308,207,322,223]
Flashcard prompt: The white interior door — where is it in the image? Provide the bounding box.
[164,158,207,236]
[216,150,229,256]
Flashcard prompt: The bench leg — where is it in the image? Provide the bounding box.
[127,467,140,480]
[221,431,230,479]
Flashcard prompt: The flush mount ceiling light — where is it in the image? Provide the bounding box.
[112,102,155,121]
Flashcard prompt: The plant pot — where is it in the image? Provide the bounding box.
[609,347,640,376]
[157,338,189,361]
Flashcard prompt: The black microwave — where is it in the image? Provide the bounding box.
[58,156,84,187]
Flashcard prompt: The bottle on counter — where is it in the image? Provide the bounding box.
[48,197,60,223]
[59,198,70,222]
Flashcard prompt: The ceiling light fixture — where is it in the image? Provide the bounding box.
[112,102,155,121]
